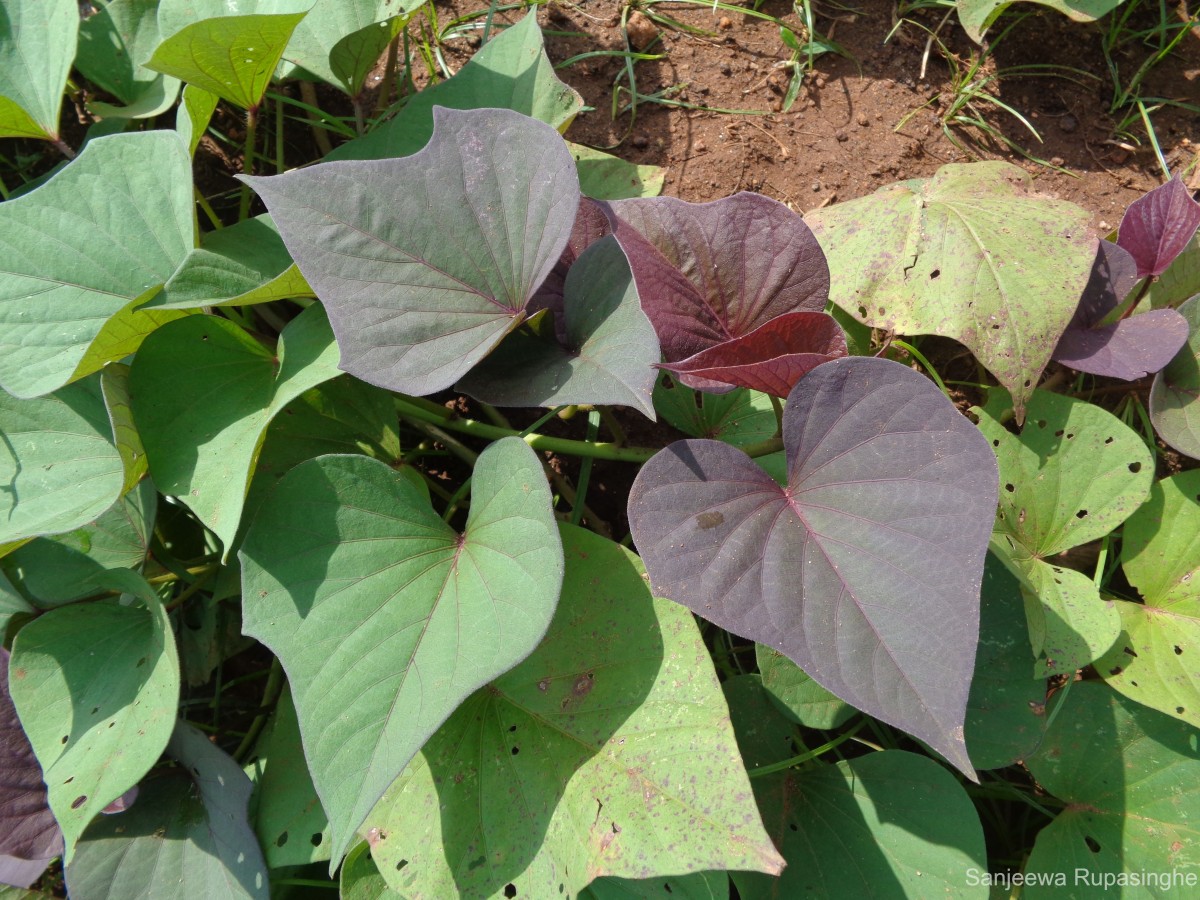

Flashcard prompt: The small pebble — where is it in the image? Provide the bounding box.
[812,182,822,192]
[632,135,649,149]
[835,131,849,143]
[693,140,707,152]
[857,114,869,127]
[1059,114,1078,133]
[1050,156,1065,167]
[718,16,733,29]
[720,62,732,76]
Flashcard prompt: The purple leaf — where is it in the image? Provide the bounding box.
[242,107,579,396]
[660,311,848,397]
[0,648,62,886]
[528,198,611,342]
[1053,240,1190,380]
[628,356,998,776]
[603,192,829,362]
[1117,176,1200,279]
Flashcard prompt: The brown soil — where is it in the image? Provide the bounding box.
[532,0,1199,230]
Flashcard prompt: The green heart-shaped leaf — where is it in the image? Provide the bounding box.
[0,131,193,399]
[9,569,180,860]
[0,0,77,139]
[240,438,563,864]
[131,304,341,554]
[360,526,781,896]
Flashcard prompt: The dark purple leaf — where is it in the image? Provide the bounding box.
[1053,240,1190,380]
[1117,176,1200,278]
[242,106,579,396]
[0,648,62,886]
[628,356,998,776]
[602,192,829,362]
[659,311,848,397]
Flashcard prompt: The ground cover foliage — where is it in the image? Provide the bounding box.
[1,2,1200,898]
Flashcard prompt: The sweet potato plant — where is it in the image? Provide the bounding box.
[1,3,1200,898]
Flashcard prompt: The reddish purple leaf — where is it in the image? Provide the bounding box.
[628,356,998,776]
[1117,176,1200,278]
[602,193,829,362]
[1053,241,1189,380]
[659,311,848,397]
[0,648,62,886]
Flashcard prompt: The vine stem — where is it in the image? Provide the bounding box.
[238,104,259,222]
[234,658,284,762]
[393,395,785,462]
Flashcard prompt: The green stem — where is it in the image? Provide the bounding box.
[599,406,627,446]
[234,658,284,761]
[274,92,285,173]
[195,188,223,230]
[891,339,950,397]
[570,410,601,527]
[238,105,259,222]
[748,718,868,778]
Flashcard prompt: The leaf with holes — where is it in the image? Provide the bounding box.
[455,236,659,415]
[66,720,268,899]
[0,647,61,887]
[583,871,730,900]
[326,12,581,162]
[0,0,77,139]
[807,161,1096,418]
[361,525,781,897]
[0,131,193,399]
[244,106,579,396]
[9,569,179,861]
[629,356,998,776]
[1150,294,1200,460]
[248,686,331,868]
[1022,682,1200,895]
[240,438,563,865]
[131,304,341,554]
[603,193,830,369]
[1117,175,1200,279]
[1052,240,1189,380]
[1096,471,1200,728]
[976,387,1151,673]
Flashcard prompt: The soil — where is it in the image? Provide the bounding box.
[534,0,1199,231]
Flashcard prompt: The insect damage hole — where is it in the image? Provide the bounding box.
[504,885,518,898]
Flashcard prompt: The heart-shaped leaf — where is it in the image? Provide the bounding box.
[755,645,853,730]
[240,438,563,864]
[653,377,778,448]
[583,872,729,900]
[1117,175,1200,279]
[0,648,61,885]
[245,106,580,396]
[9,570,180,861]
[571,143,665,201]
[604,192,829,364]
[131,304,342,554]
[149,215,313,310]
[976,388,1151,674]
[326,12,582,162]
[0,131,193,399]
[76,0,180,118]
[150,1,310,109]
[456,236,659,415]
[1096,471,1200,727]
[361,525,782,897]
[280,0,419,96]
[2,480,155,607]
[1022,682,1200,895]
[965,554,1048,769]
[0,0,77,139]
[247,686,331,868]
[807,161,1096,418]
[659,311,847,397]
[0,377,126,545]
[1052,240,1189,380]
[1150,294,1200,460]
[66,721,268,900]
[956,0,1122,42]
[723,677,987,900]
[628,356,999,776]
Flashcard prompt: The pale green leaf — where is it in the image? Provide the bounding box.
[0,131,193,399]
[1150,294,1200,460]
[755,644,853,730]
[241,439,564,865]
[76,0,181,117]
[9,569,180,861]
[808,162,1096,416]
[0,0,77,139]
[652,375,778,448]
[361,526,782,897]
[956,0,1124,43]
[177,84,219,158]
[570,142,665,200]
[131,304,341,553]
